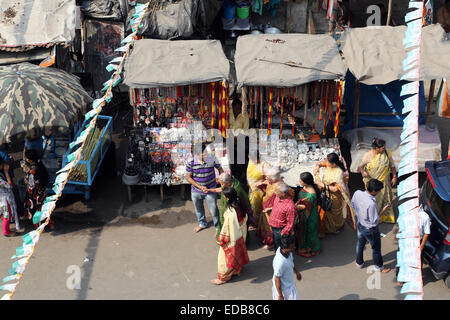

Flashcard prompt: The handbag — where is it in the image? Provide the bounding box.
[318,185,333,212]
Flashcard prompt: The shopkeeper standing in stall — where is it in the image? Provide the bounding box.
[186,144,224,233]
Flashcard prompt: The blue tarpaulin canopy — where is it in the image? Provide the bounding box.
[342,71,426,131]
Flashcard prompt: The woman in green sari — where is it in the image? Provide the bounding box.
[295,172,322,257]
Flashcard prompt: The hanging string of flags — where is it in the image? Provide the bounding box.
[0,1,151,300]
[395,0,425,300]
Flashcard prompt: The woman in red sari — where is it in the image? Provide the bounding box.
[211,187,250,285]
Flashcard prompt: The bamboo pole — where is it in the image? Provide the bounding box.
[386,0,393,26]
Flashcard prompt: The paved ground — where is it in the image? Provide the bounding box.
[0,174,447,300]
[1,103,449,300]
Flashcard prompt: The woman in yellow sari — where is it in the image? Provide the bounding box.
[246,153,266,228]
[358,138,397,224]
[212,187,250,285]
[314,153,356,237]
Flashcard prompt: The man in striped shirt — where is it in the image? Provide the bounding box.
[186,144,224,233]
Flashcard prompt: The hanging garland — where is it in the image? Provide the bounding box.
[334,80,343,138]
[0,2,151,300]
[268,87,273,136]
[395,0,425,300]
[211,82,215,137]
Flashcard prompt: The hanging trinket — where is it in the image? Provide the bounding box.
[292,87,296,137]
[323,81,330,135]
[334,80,343,138]
[260,86,263,129]
[268,87,273,136]
[225,83,229,131]
[218,82,222,134]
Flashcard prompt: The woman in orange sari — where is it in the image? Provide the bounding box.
[314,153,356,237]
[212,187,249,285]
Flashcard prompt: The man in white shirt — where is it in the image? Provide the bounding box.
[272,235,302,300]
[418,207,431,253]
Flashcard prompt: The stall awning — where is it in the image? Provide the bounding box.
[234,33,346,88]
[0,0,76,51]
[341,24,450,85]
[123,39,230,88]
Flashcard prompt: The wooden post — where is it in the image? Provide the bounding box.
[386,0,393,26]
[427,79,436,114]
[353,80,360,129]
[160,184,164,202]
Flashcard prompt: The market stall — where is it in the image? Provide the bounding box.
[122,38,231,201]
[234,33,347,187]
[0,63,113,201]
[340,24,450,166]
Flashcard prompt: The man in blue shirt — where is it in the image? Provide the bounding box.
[272,235,302,300]
[351,179,391,273]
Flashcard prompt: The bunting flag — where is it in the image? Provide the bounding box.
[422,0,433,26]
[396,0,424,301]
[326,0,334,19]
[334,80,343,137]
[0,1,152,300]
[39,46,56,68]
[436,78,450,118]
[268,87,273,136]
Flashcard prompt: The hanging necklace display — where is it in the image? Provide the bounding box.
[260,86,263,129]
[226,83,229,132]
[292,87,296,137]
[249,87,253,121]
[218,82,222,134]
[318,80,324,122]
[334,80,343,138]
[280,88,284,139]
[268,87,273,136]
